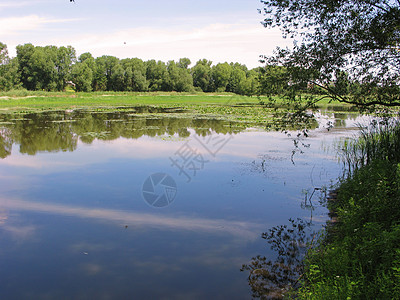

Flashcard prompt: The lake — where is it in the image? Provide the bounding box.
[0,108,365,299]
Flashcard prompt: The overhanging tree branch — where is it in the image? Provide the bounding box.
[259,0,400,109]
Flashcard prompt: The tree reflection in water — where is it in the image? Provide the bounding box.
[0,109,247,158]
[241,218,317,299]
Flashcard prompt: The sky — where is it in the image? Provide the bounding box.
[0,0,292,69]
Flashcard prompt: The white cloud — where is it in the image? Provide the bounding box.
[3,14,291,68]
[0,1,33,9]
[0,15,83,36]
[0,0,51,9]
[49,23,292,68]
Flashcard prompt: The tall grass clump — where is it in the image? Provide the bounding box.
[339,117,400,174]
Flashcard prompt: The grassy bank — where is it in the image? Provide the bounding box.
[0,91,258,109]
[0,90,351,111]
[297,121,400,299]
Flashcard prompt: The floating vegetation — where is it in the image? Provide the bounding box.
[51,120,76,123]
[158,135,188,142]
[80,131,111,139]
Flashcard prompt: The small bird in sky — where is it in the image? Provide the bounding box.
[70,0,75,3]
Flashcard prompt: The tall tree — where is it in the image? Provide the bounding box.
[16,43,37,90]
[0,43,21,91]
[93,55,119,91]
[120,58,148,91]
[54,46,76,90]
[227,68,247,94]
[210,63,232,92]
[109,63,125,91]
[192,59,212,92]
[71,61,93,92]
[166,60,194,92]
[260,0,400,108]
[146,60,168,91]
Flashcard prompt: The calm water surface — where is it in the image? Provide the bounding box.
[0,109,364,299]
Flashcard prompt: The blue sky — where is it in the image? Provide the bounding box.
[0,0,291,68]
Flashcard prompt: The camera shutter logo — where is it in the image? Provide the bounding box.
[142,173,177,208]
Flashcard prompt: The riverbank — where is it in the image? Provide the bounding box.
[297,122,400,299]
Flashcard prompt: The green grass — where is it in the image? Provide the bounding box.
[0,91,256,109]
[0,91,352,111]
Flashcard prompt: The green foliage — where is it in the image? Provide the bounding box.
[300,223,400,299]
[0,42,8,65]
[192,59,213,92]
[260,0,400,109]
[297,122,400,299]
[121,58,148,92]
[146,60,168,91]
[211,62,232,92]
[71,62,93,92]
[259,65,288,95]
[177,57,191,69]
[339,119,400,173]
[166,60,194,92]
[0,57,21,91]
[16,44,76,91]
[0,42,19,91]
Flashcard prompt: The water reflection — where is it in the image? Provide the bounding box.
[0,197,261,240]
[0,109,247,158]
[241,218,316,299]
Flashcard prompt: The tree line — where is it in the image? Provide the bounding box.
[0,42,264,95]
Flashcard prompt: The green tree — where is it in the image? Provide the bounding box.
[0,43,21,91]
[109,63,125,91]
[146,60,168,91]
[121,58,148,91]
[16,44,75,91]
[71,61,93,92]
[93,55,119,91]
[245,69,261,96]
[131,70,148,91]
[259,65,288,95]
[79,52,95,66]
[260,0,400,108]
[177,57,191,69]
[16,43,39,90]
[166,60,194,92]
[54,46,76,90]
[192,59,212,92]
[210,62,232,92]
[0,42,8,65]
[227,68,247,94]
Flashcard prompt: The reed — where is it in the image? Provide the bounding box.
[339,117,400,174]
